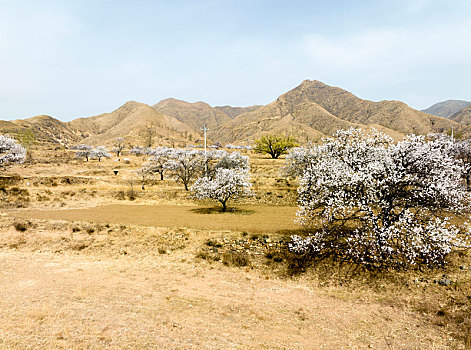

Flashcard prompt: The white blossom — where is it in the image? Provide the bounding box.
[192,168,253,211]
[90,146,111,161]
[289,128,470,269]
[74,144,93,161]
[0,135,26,167]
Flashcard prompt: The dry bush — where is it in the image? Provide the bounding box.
[222,251,250,267]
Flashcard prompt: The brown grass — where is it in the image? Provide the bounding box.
[0,150,470,349]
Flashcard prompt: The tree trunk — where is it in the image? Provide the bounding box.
[221,200,227,212]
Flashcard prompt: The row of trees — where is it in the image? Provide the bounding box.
[138,147,253,210]
[74,145,111,161]
[286,128,471,270]
[76,133,300,160]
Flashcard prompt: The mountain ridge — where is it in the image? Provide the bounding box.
[0,80,465,148]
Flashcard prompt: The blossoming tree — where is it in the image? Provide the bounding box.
[289,128,470,269]
[192,168,253,212]
[0,135,26,169]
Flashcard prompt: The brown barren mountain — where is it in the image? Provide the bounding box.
[152,98,233,131]
[69,101,202,147]
[214,105,262,119]
[422,100,471,119]
[450,104,471,125]
[211,80,459,143]
[0,80,465,148]
[1,115,82,147]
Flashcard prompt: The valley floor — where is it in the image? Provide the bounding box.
[0,249,454,350]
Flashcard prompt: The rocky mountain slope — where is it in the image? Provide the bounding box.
[210,80,458,143]
[69,101,202,147]
[422,100,471,118]
[152,98,233,131]
[0,80,465,148]
[0,115,81,148]
[449,104,471,125]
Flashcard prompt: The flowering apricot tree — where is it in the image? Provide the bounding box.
[289,128,470,269]
[192,168,253,211]
[0,135,26,168]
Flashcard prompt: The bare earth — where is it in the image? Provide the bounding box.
[0,249,451,350]
[10,204,299,233]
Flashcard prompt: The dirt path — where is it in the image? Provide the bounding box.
[10,204,299,233]
[0,250,452,349]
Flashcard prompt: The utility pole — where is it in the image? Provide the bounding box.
[201,125,209,176]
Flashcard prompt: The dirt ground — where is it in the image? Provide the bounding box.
[0,248,456,350]
[10,204,298,233]
[1,151,470,349]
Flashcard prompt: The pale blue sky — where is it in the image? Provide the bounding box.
[1,0,470,121]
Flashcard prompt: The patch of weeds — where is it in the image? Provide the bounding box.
[196,250,221,263]
[86,227,95,234]
[158,248,167,254]
[205,239,223,248]
[72,226,81,232]
[222,251,250,267]
[70,242,88,251]
[13,222,28,232]
[265,250,284,263]
[115,191,126,200]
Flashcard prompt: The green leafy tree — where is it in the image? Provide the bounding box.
[254,134,299,159]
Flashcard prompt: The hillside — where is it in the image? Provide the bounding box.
[214,105,262,119]
[450,104,471,125]
[152,98,233,131]
[0,80,466,148]
[422,100,471,118]
[1,115,82,148]
[211,80,459,143]
[70,101,202,147]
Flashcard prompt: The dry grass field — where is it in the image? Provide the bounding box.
[1,149,470,349]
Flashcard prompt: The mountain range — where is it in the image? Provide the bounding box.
[0,80,467,148]
[422,100,471,119]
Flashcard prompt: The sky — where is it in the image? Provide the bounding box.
[1,0,470,121]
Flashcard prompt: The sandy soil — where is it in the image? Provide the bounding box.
[0,249,453,350]
[10,204,299,233]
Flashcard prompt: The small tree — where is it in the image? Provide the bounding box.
[129,146,148,156]
[0,135,26,169]
[166,148,204,191]
[74,144,93,161]
[136,165,154,190]
[90,146,111,162]
[215,151,249,172]
[147,146,173,180]
[113,137,125,157]
[192,168,253,212]
[289,128,470,270]
[254,134,298,159]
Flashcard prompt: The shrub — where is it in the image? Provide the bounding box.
[222,251,250,267]
[13,222,28,232]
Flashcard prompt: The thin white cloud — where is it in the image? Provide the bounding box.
[301,20,471,80]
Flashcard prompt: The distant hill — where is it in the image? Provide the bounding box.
[449,104,471,125]
[422,100,471,118]
[0,80,466,148]
[69,101,201,147]
[0,115,81,148]
[152,98,235,131]
[210,80,458,143]
[214,105,262,119]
